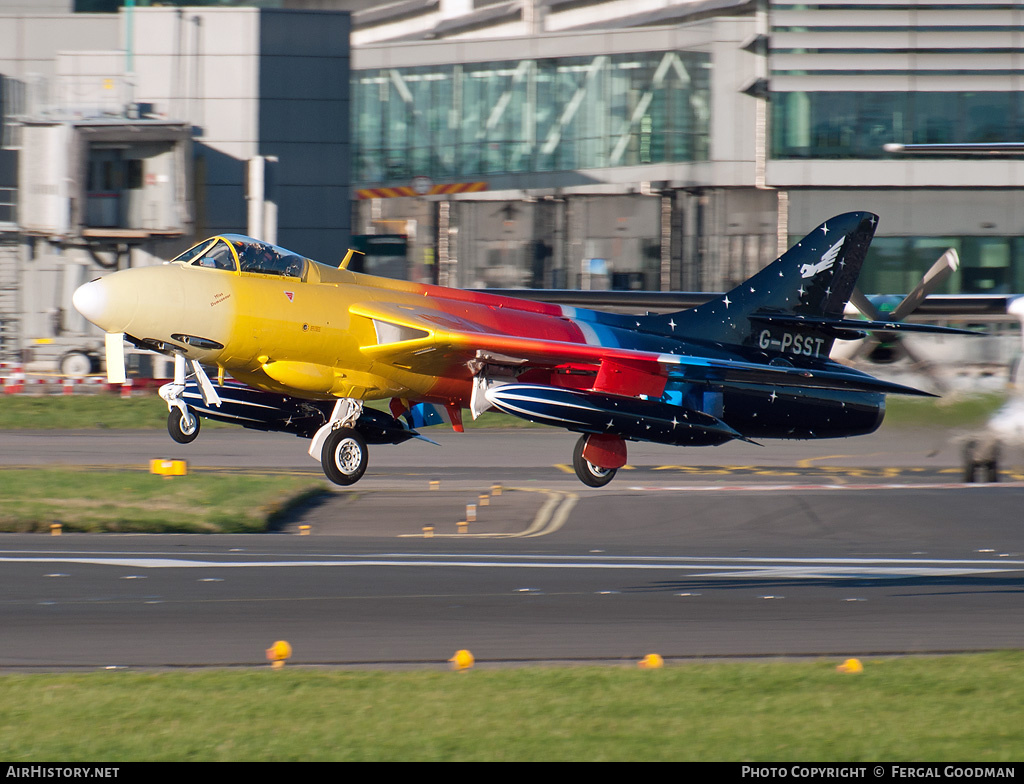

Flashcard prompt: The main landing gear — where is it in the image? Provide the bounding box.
[320,427,368,486]
[571,433,626,488]
[962,436,1000,484]
[309,398,367,486]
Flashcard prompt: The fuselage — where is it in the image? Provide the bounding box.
[72,234,885,441]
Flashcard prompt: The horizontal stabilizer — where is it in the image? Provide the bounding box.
[750,313,980,338]
[658,355,938,398]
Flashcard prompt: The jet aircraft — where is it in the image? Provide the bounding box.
[72,211,975,487]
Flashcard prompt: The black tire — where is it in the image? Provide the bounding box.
[322,427,368,486]
[168,407,200,444]
[961,442,976,483]
[572,435,617,488]
[963,462,976,483]
[984,461,999,483]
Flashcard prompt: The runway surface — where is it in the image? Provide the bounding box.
[1,425,1022,668]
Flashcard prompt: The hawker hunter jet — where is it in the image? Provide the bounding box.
[72,212,974,487]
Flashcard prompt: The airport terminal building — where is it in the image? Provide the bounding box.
[0,0,1022,371]
[348,0,1024,299]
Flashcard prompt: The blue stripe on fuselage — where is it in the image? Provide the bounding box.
[570,316,621,349]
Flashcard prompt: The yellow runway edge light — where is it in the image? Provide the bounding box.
[149,459,187,476]
[450,649,475,670]
[266,640,293,669]
[837,658,864,673]
[639,653,664,669]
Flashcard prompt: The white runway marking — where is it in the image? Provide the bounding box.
[629,483,1024,492]
[397,489,579,538]
[2,553,1021,580]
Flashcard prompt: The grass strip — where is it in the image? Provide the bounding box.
[0,394,183,430]
[0,653,1022,761]
[0,391,1010,430]
[0,393,540,430]
[0,467,326,533]
[880,391,1009,429]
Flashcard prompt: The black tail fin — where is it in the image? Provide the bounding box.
[654,212,878,353]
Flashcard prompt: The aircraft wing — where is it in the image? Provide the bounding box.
[351,302,935,398]
[447,331,934,397]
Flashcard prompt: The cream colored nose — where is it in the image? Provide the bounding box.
[72,273,140,333]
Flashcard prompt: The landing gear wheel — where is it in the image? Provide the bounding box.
[962,440,1000,483]
[963,461,976,483]
[984,461,999,483]
[322,427,368,486]
[572,435,617,488]
[168,407,200,444]
[60,351,95,379]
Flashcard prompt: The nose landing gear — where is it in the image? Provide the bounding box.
[160,355,219,445]
[167,406,200,444]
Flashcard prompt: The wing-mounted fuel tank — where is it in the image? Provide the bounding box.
[485,382,886,444]
[721,386,885,440]
[483,383,745,446]
[180,380,423,445]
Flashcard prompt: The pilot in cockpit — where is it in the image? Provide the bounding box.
[234,241,255,271]
[237,242,279,273]
[254,244,281,270]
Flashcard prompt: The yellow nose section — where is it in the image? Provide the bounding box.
[73,265,231,358]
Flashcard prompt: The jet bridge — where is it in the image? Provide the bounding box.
[9,117,193,375]
[18,118,192,241]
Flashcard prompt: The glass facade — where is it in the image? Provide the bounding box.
[352,51,710,185]
[790,234,1024,296]
[772,91,1024,159]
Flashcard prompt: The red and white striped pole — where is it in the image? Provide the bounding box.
[3,364,24,394]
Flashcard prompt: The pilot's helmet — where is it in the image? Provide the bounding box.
[233,241,253,266]
[255,245,278,265]
[279,254,303,277]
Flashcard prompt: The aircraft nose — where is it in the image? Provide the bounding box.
[71,279,106,325]
[72,274,139,333]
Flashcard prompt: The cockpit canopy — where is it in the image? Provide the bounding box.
[171,235,308,279]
